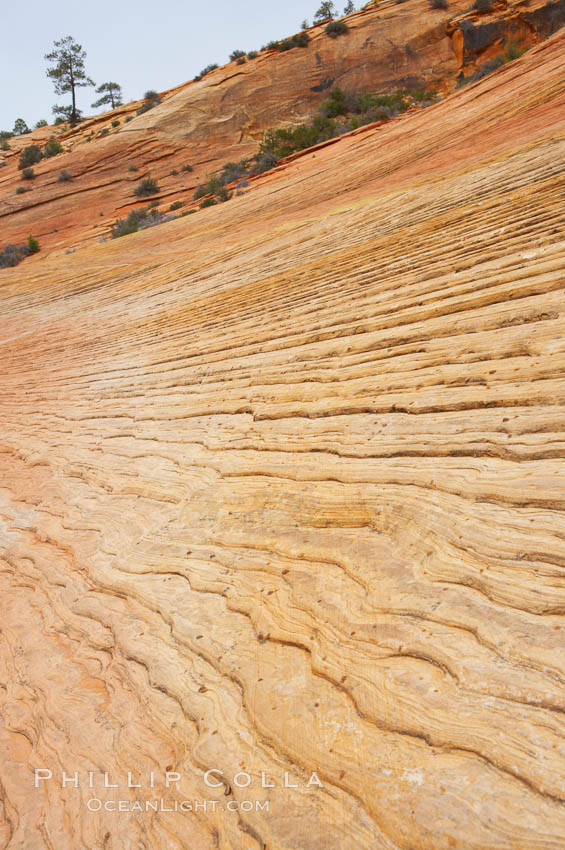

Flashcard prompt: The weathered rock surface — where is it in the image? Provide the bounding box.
[0,23,565,850]
[1,0,563,255]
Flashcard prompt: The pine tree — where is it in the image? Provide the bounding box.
[92,82,123,110]
[27,236,40,254]
[314,1,337,21]
[13,118,30,135]
[54,105,84,123]
[45,36,95,126]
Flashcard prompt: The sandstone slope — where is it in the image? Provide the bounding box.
[0,23,565,850]
[1,0,563,254]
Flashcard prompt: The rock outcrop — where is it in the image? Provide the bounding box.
[1,0,563,255]
[0,18,565,850]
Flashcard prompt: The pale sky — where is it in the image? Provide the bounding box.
[3,0,335,130]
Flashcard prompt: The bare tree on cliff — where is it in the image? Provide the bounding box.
[92,82,123,110]
[45,36,95,126]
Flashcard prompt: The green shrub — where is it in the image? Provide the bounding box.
[128,164,139,172]
[457,55,504,86]
[0,243,31,267]
[429,0,447,7]
[322,87,348,117]
[111,209,146,238]
[265,40,279,50]
[373,91,410,112]
[505,41,524,61]
[325,20,348,37]
[181,163,193,172]
[28,235,40,254]
[98,128,110,137]
[111,206,168,238]
[258,118,334,160]
[237,57,246,65]
[219,160,248,183]
[136,90,161,115]
[256,87,411,168]
[472,0,492,9]
[253,152,278,174]
[248,50,258,59]
[22,167,35,180]
[171,168,179,176]
[0,139,10,151]
[279,32,310,51]
[410,88,437,102]
[194,64,219,81]
[44,139,63,157]
[19,144,43,169]
[125,115,133,123]
[35,119,48,128]
[58,170,72,182]
[134,177,159,197]
[355,90,377,111]
[193,161,247,202]
[112,119,120,128]
[230,49,246,60]
[169,200,184,211]
[16,186,29,194]
[193,174,221,199]
[181,209,196,216]
[200,197,217,209]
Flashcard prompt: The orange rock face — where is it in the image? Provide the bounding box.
[1,0,562,256]
[0,15,565,850]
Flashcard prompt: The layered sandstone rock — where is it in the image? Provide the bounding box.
[1,0,563,255]
[0,23,564,850]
